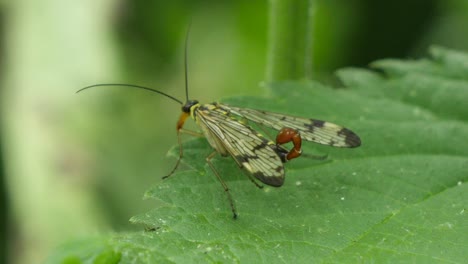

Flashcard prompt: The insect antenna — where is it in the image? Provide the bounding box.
[76,83,183,105]
[184,22,191,102]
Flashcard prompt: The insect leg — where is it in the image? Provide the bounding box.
[162,130,184,179]
[179,128,203,137]
[162,128,205,180]
[163,111,205,179]
[301,152,328,160]
[245,173,263,189]
[206,151,238,219]
[276,127,302,161]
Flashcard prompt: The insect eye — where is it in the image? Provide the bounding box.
[182,100,199,113]
[182,104,190,113]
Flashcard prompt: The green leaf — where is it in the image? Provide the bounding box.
[49,47,468,263]
[45,237,121,264]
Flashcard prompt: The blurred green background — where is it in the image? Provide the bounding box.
[1,0,467,263]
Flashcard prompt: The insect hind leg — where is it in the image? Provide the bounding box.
[206,151,238,219]
[302,152,328,160]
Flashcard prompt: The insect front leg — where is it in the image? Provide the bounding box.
[163,112,193,180]
[179,128,204,137]
[276,127,302,161]
[162,129,184,179]
[206,151,238,219]
[162,128,205,180]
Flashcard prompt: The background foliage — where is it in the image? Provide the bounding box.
[1,0,468,263]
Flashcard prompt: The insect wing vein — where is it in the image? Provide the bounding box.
[196,105,285,186]
[227,106,361,147]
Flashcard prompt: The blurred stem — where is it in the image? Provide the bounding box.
[266,0,314,81]
[0,148,5,264]
[1,1,119,263]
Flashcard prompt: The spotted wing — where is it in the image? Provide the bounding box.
[227,106,361,148]
[195,104,285,187]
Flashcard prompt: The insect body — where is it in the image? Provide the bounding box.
[169,96,361,218]
[78,84,361,219]
[177,100,361,187]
